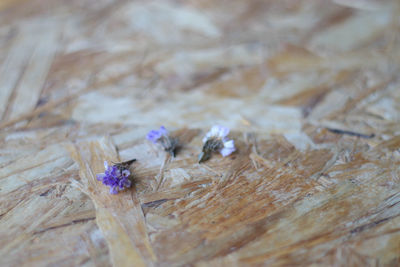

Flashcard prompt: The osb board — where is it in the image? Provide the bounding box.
[0,0,400,266]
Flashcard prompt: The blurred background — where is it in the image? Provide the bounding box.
[0,0,398,135]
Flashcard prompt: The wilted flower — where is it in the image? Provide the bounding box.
[147,126,178,156]
[199,125,236,163]
[96,159,135,194]
[147,126,168,144]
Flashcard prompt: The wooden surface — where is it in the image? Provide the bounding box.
[1,0,400,266]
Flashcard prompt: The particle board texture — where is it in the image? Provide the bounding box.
[0,0,400,266]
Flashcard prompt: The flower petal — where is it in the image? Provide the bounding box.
[223,139,235,148]
[159,126,168,135]
[220,147,235,157]
[119,182,124,189]
[210,125,220,136]
[147,126,170,144]
[109,186,119,194]
[204,125,230,142]
[217,126,230,138]
[147,130,161,143]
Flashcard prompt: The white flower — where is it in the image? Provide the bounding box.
[220,139,235,157]
[203,125,235,157]
[203,125,230,143]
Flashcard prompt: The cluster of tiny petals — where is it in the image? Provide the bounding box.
[96,161,131,194]
[202,125,229,143]
[204,125,236,157]
[147,126,168,144]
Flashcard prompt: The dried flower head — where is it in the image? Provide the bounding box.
[199,125,236,163]
[147,126,178,156]
[96,159,135,194]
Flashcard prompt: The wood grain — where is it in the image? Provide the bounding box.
[0,0,399,266]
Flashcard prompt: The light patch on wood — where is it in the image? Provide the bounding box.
[310,10,392,51]
[0,27,34,119]
[8,19,59,119]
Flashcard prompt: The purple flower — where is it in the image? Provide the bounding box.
[146,126,178,156]
[199,125,236,162]
[147,126,168,144]
[96,161,132,194]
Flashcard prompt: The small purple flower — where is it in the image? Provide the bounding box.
[199,125,236,162]
[146,126,178,156]
[96,160,135,194]
[147,126,168,144]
